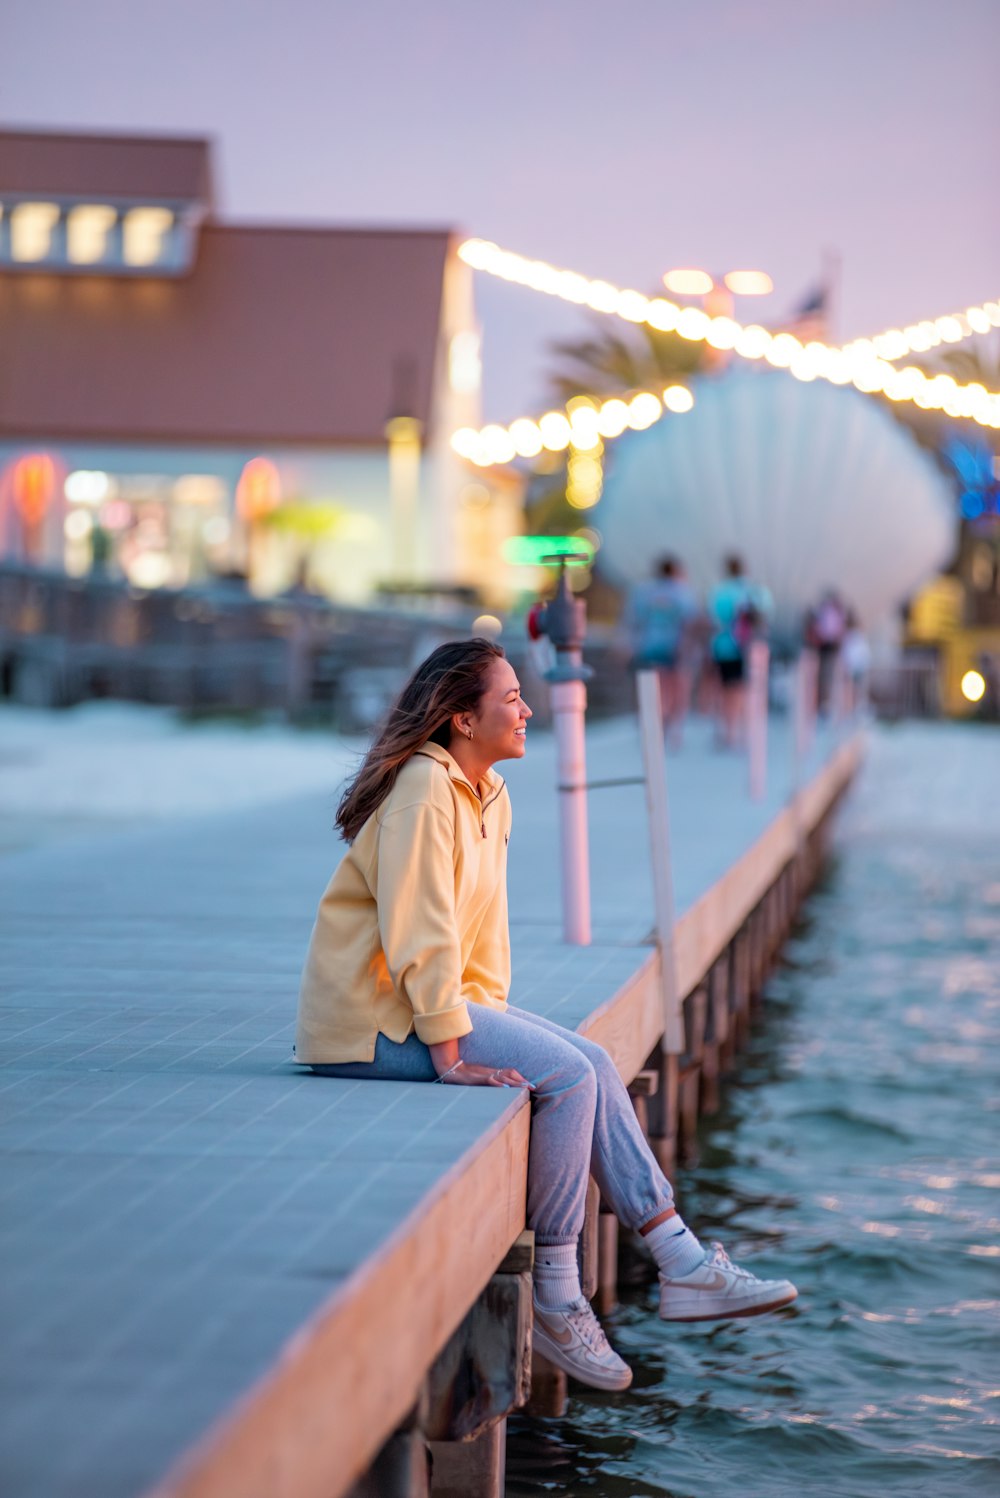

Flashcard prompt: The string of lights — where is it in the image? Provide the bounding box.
[458,238,999,361]
[451,385,696,469]
[456,239,1000,436]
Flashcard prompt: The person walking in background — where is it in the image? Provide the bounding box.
[295,640,797,1394]
[626,555,700,747]
[709,554,773,749]
[841,609,871,717]
[805,588,848,715]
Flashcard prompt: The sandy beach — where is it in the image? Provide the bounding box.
[0,704,364,857]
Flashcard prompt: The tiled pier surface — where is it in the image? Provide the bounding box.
[0,715,862,1498]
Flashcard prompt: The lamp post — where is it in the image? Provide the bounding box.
[527,554,593,946]
[662,267,773,372]
[385,415,422,584]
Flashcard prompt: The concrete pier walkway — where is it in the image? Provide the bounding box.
[0,711,861,1497]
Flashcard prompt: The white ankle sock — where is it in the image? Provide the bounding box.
[644,1215,705,1278]
[534,1242,583,1308]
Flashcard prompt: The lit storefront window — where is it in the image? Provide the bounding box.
[65,470,113,504]
[174,475,227,509]
[122,207,174,267]
[56,470,234,587]
[1,198,191,274]
[67,205,117,265]
[10,202,60,262]
[63,508,94,578]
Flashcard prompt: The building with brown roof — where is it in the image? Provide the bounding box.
[0,128,520,602]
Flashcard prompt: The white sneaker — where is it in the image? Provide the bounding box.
[659,1241,798,1322]
[532,1296,633,1391]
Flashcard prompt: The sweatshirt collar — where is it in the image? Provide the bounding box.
[415,740,505,801]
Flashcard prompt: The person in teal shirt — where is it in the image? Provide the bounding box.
[626,555,701,747]
[708,554,772,748]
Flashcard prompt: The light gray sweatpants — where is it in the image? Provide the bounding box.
[310,1003,675,1246]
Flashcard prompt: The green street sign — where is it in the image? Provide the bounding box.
[502,535,595,567]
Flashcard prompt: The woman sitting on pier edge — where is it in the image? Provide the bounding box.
[295,640,797,1391]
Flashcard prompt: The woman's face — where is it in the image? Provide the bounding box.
[464,657,532,763]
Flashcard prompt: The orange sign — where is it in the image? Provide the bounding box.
[12,454,56,527]
[236,457,281,523]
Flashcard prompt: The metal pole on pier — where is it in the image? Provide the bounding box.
[636,669,683,1054]
[791,648,820,854]
[527,556,593,946]
[748,639,770,802]
[551,678,591,944]
[795,647,819,774]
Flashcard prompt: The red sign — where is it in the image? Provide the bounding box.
[236,457,281,523]
[12,454,56,528]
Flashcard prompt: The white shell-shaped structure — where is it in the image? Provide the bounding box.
[597,370,954,640]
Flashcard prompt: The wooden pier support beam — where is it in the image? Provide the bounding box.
[423,1264,532,1447]
[595,1209,619,1315]
[628,1067,660,1137]
[348,1407,430,1498]
[526,1351,567,1418]
[578,1179,601,1300]
[421,1232,533,1498]
[643,1053,678,1174]
[769,870,790,959]
[701,955,729,1114]
[678,985,707,1152]
[730,928,752,1053]
[428,1422,506,1498]
[748,904,768,1002]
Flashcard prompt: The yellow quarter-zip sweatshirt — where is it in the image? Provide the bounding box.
[294,741,512,1064]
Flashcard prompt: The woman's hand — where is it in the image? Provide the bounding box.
[428,1042,532,1089]
[438,1060,533,1090]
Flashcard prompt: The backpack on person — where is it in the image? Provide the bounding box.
[732,600,762,650]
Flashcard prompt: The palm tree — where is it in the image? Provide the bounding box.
[931,338,1000,391]
[875,332,1000,465]
[526,318,708,541]
[547,321,706,404]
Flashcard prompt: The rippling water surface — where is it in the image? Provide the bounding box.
[507,725,1000,1498]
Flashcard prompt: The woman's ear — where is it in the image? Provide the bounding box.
[450,711,472,741]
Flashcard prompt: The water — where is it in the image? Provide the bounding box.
[507,724,1000,1498]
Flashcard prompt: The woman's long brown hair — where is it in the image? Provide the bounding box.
[335,638,505,843]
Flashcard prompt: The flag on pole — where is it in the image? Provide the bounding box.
[778,284,829,343]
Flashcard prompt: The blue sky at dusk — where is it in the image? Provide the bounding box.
[5,0,998,422]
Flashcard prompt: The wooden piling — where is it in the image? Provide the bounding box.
[422,1231,533,1497]
[701,956,729,1114]
[578,1179,601,1300]
[730,927,752,1053]
[678,985,708,1152]
[749,904,768,1000]
[644,1052,679,1173]
[627,1067,659,1137]
[423,1270,532,1445]
[526,1352,567,1418]
[595,1210,619,1315]
[428,1423,507,1498]
[348,1409,430,1498]
[768,877,784,957]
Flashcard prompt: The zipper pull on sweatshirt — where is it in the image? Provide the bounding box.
[481,817,487,838]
